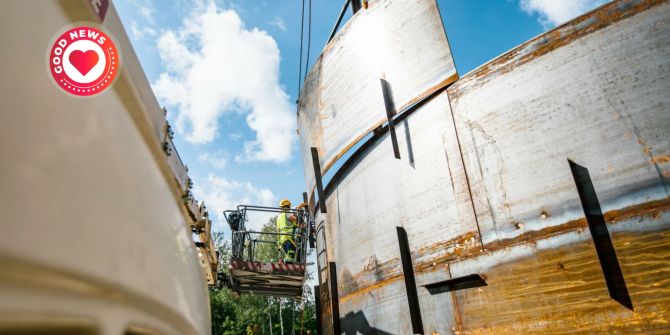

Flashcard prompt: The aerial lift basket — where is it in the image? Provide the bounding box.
[219,205,315,298]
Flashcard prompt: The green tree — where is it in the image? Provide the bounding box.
[254,217,280,263]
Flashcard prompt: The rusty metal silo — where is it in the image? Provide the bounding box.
[298,0,670,333]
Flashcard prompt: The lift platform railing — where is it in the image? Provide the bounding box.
[230,230,309,264]
[224,204,315,265]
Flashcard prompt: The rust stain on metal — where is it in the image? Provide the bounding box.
[539,210,550,220]
[338,274,404,305]
[413,231,481,273]
[651,155,670,164]
[338,267,360,296]
[603,197,670,223]
[448,0,666,101]
[485,197,670,251]
[335,198,670,304]
[556,262,565,271]
[454,230,670,334]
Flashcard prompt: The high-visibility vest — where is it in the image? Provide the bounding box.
[276,212,296,245]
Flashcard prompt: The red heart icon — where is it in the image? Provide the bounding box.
[68,50,99,76]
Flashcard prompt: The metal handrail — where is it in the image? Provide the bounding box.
[224,205,302,231]
[240,230,306,237]
[239,204,300,215]
[231,230,309,263]
[225,204,316,265]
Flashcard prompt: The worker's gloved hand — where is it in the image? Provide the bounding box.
[296,202,307,209]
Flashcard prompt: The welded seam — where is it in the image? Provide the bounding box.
[320,74,459,176]
[447,264,464,334]
[310,74,459,211]
[447,102,485,248]
[442,135,458,197]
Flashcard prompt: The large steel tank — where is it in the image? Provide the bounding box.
[298,0,670,333]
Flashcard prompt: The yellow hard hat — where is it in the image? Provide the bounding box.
[279,199,291,208]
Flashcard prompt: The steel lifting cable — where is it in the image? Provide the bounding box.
[297,0,305,98]
[303,0,312,85]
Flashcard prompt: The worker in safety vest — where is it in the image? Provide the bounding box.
[276,199,298,262]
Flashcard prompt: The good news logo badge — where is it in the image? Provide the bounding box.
[48,26,119,96]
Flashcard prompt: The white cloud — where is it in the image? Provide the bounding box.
[139,6,154,21]
[199,151,228,169]
[153,3,296,163]
[129,20,157,40]
[229,132,243,141]
[193,173,276,232]
[125,0,155,22]
[269,16,287,31]
[144,27,157,37]
[520,0,610,28]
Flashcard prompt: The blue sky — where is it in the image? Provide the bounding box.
[113,0,609,235]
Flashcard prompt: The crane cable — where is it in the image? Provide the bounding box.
[297,0,312,100]
[297,0,305,99]
[304,0,312,85]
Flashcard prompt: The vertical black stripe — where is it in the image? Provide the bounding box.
[309,191,316,218]
[351,0,362,14]
[314,285,322,334]
[397,227,424,333]
[568,160,633,311]
[311,147,327,213]
[380,78,401,159]
[303,190,316,249]
[329,262,341,335]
